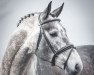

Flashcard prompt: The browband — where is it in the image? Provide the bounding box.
[40,19,61,25]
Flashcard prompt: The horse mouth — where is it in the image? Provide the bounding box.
[66,70,80,75]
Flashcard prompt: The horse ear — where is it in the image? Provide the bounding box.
[51,3,64,17]
[40,1,52,20]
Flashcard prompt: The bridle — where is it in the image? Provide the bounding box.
[35,14,76,70]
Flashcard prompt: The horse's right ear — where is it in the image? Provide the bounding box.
[40,1,52,21]
[51,3,64,17]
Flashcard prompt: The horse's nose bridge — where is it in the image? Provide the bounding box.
[67,49,83,73]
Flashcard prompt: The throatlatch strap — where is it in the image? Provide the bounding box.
[35,27,42,53]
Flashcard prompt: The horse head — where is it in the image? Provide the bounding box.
[37,1,83,75]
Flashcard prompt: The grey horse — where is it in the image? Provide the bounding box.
[0,1,83,75]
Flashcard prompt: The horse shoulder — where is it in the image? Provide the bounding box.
[1,27,28,75]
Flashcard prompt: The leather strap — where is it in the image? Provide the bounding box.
[51,45,76,66]
[41,19,60,25]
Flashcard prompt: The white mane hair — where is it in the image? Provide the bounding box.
[9,13,41,52]
[13,13,41,49]
[17,13,40,31]
[16,13,41,75]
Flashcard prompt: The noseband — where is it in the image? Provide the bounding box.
[35,15,76,70]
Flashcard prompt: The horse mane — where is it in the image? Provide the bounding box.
[17,12,41,27]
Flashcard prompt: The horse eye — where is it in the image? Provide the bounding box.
[50,32,58,37]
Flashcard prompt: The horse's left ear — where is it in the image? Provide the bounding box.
[51,3,64,17]
[40,1,52,21]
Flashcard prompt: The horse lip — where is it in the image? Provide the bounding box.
[65,67,80,75]
[68,70,79,75]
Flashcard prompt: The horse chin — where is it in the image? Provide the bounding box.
[65,69,81,75]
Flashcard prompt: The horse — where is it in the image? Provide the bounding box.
[0,1,83,75]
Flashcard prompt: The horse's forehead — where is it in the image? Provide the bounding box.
[43,21,63,31]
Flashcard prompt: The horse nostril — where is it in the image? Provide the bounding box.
[75,64,80,72]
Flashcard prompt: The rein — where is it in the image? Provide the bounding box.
[35,14,76,70]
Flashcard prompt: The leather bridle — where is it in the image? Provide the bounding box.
[35,14,76,70]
